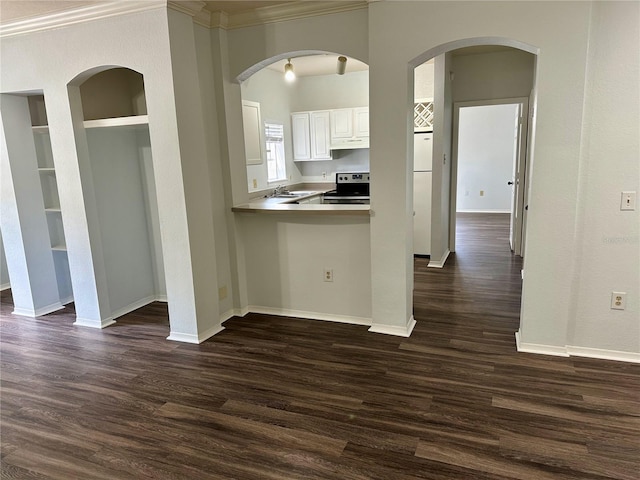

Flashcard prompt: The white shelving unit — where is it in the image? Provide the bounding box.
[83,115,149,130]
[30,94,74,304]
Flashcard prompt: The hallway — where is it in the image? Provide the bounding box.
[413,212,523,337]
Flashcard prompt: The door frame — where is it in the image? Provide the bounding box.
[449,97,530,256]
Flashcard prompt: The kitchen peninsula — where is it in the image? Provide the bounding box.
[233,182,372,327]
[232,185,371,215]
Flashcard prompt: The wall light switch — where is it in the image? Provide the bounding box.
[252,179,258,189]
[621,191,636,211]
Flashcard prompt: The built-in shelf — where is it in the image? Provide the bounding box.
[38,167,56,173]
[83,115,149,130]
[32,125,49,133]
[45,208,62,213]
[51,244,67,252]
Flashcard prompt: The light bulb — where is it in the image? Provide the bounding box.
[284,59,295,82]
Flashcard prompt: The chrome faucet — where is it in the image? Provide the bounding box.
[274,185,288,195]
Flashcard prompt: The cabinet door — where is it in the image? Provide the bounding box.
[353,107,369,137]
[291,113,311,160]
[242,100,263,165]
[310,111,332,160]
[330,108,353,140]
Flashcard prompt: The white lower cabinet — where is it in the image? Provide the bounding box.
[291,111,332,161]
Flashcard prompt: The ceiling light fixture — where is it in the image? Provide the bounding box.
[284,58,295,82]
[337,56,347,75]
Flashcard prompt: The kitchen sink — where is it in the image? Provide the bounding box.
[273,192,304,198]
[273,191,317,198]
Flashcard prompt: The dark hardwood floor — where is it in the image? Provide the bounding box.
[1,213,638,479]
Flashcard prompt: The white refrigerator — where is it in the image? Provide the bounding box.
[413,132,433,256]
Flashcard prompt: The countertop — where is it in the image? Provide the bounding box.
[232,186,371,216]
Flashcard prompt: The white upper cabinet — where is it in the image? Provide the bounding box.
[291,113,311,160]
[353,107,369,137]
[310,111,332,160]
[291,111,332,161]
[330,107,369,149]
[242,100,263,165]
[330,109,353,140]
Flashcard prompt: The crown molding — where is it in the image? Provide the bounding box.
[0,0,369,38]
[0,1,167,38]
[167,1,212,27]
[207,1,368,30]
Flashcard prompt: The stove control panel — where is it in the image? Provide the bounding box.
[336,173,370,184]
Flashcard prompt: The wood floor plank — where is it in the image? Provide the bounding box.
[1,213,638,479]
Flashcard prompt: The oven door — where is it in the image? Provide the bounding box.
[322,195,370,205]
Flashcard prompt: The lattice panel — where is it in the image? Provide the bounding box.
[414,101,434,130]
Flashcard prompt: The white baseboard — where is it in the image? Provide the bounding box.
[247,305,372,326]
[167,323,225,344]
[515,331,639,363]
[515,331,570,357]
[427,249,450,269]
[0,282,10,291]
[12,301,64,318]
[111,295,157,320]
[155,294,168,302]
[369,316,416,338]
[221,308,245,323]
[457,210,511,214]
[566,346,640,364]
[61,295,74,305]
[74,317,116,328]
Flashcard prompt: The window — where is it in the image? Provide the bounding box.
[265,123,286,182]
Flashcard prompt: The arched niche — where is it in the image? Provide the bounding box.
[71,66,166,325]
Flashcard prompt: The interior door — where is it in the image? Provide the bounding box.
[509,102,529,256]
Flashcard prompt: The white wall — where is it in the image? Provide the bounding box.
[0,231,9,290]
[456,104,518,212]
[240,214,372,323]
[415,62,434,101]
[452,49,535,103]
[86,127,157,316]
[193,24,234,318]
[569,1,639,356]
[290,70,369,111]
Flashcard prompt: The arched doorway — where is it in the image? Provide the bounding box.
[409,37,538,335]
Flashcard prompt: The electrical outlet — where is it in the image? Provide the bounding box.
[323,268,333,282]
[611,292,626,310]
[621,191,636,211]
[252,179,257,189]
[322,172,327,179]
[480,190,485,197]
[218,285,228,301]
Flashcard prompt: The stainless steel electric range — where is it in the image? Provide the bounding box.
[322,173,370,204]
